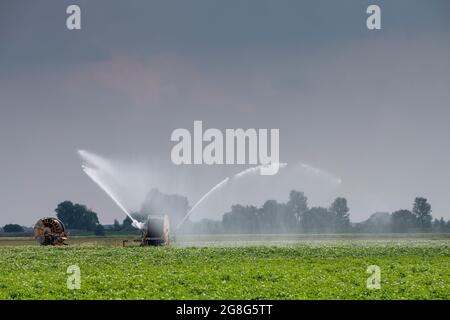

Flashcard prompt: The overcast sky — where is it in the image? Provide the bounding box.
[1,0,449,225]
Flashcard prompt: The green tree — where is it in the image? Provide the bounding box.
[80,210,100,231]
[301,207,336,233]
[433,217,447,232]
[391,209,418,232]
[113,219,121,231]
[55,201,100,231]
[286,190,308,222]
[55,201,78,228]
[432,218,440,231]
[2,224,25,233]
[94,224,106,236]
[223,205,258,233]
[258,200,280,232]
[412,197,432,230]
[439,217,446,232]
[356,212,391,233]
[329,197,350,232]
[122,216,134,231]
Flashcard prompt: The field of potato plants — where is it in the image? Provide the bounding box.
[0,236,449,300]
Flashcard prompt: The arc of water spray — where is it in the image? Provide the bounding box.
[176,177,230,230]
[234,162,288,179]
[176,163,288,230]
[79,151,144,229]
[299,163,342,185]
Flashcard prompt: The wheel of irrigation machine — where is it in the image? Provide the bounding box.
[33,217,68,245]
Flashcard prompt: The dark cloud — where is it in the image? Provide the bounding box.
[0,0,449,225]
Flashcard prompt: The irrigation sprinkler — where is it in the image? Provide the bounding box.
[123,214,170,247]
[33,217,68,245]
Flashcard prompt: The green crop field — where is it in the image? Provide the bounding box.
[0,236,449,300]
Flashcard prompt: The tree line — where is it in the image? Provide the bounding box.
[2,191,450,235]
[54,201,142,235]
[218,191,351,233]
[184,190,450,234]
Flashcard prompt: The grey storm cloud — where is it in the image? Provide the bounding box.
[0,0,449,225]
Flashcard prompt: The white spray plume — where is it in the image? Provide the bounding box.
[78,150,144,230]
[77,149,342,231]
[177,162,288,229]
[299,163,342,185]
[234,163,288,179]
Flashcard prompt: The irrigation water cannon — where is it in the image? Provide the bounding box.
[33,217,68,245]
[123,214,170,247]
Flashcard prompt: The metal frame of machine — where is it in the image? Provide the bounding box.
[123,214,170,247]
[33,217,68,245]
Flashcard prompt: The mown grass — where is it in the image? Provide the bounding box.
[0,240,448,300]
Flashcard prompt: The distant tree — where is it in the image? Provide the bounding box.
[122,216,134,231]
[357,212,391,233]
[55,201,100,231]
[286,190,309,224]
[258,200,281,232]
[329,197,350,232]
[432,218,440,231]
[55,201,78,229]
[113,219,121,231]
[80,210,100,231]
[439,217,446,231]
[391,209,418,233]
[2,224,25,233]
[301,207,336,233]
[223,205,258,233]
[412,197,432,230]
[277,203,295,232]
[435,217,447,232]
[94,224,106,236]
[140,189,190,226]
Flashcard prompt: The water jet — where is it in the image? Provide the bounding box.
[123,214,170,246]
